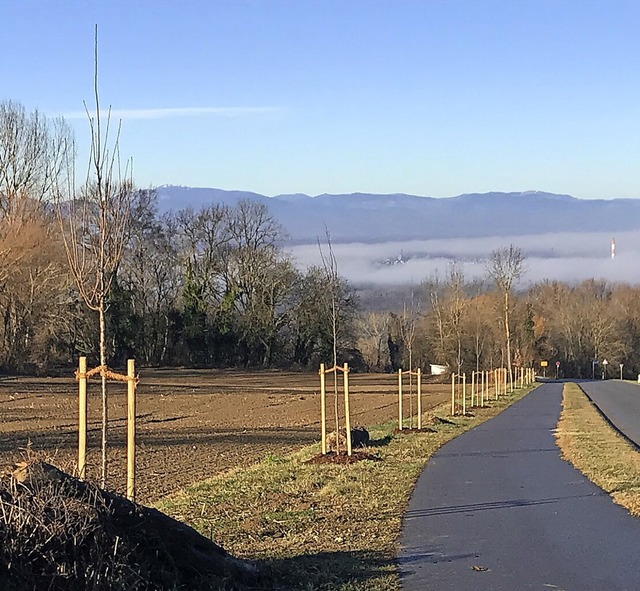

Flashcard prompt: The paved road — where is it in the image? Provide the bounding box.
[580,380,640,447]
[399,383,640,590]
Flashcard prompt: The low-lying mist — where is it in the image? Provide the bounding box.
[287,230,640,286]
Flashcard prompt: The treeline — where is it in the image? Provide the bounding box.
[109,195,359,368]
[2,100,639,378]
[0,191,359,372]
[0,100,362,372]
[361,272,640,380]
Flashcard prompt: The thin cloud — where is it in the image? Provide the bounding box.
[61,106,281,120]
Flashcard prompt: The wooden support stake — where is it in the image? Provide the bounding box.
[320,363,327,455]
[494,369,498,400]
[398,369,404,431]
[344,363,352,456]
[486,370,490,404]
[480,370,485,407]
[451,372,456,415]
[417,368,422,430]
[471,371,475,407]
[462,373,467,415]
[78,356,87,480]
[481,371,491,407]
[127,359,136,502]
[398,368,403,430]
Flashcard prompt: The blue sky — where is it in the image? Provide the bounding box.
[3,0,640,199]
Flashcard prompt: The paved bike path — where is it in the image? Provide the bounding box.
[580,380,640,447]
[399,383,640,590]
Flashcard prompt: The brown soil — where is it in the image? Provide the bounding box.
[0,369,449,504]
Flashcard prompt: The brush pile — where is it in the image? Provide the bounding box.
[0,461,257,590]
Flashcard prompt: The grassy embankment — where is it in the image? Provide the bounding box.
[157,383,535,591]
[556,383,640,517]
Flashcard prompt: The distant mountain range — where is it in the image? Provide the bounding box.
[155,186,640,243]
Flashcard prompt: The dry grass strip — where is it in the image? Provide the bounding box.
[157,385,535,591]
[556,383,640,516]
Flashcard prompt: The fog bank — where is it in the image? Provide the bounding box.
[287,231,640,286]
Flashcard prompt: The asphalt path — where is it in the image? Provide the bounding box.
[398,383,640,590]
[580,380,640,447]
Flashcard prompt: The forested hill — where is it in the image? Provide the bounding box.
[156,186,640,243]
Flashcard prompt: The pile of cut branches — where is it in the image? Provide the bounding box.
[0,461,256,590]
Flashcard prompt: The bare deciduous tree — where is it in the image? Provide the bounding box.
[488,245,525,385]
[399,291,420,426]
[226,200,294,366]
[448,265,467,374]
[55,29,135,487]
[467,292,493,371]
[423,266,467,373]
[357,311,390,370]
[119,191,182,364]
[0,102,73,371]
[425,274,447,364]
[318,231,343,453]
[0,100,72,220]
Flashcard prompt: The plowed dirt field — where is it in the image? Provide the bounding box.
[0,369,449,504]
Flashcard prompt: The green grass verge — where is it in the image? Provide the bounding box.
[156,386,535,590]
[557,383,640,517]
